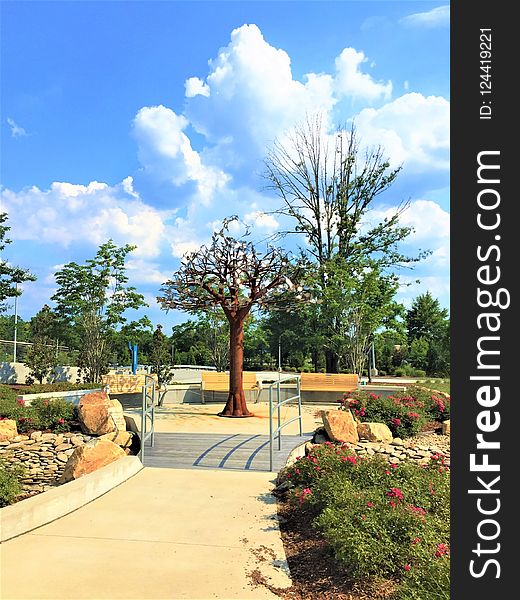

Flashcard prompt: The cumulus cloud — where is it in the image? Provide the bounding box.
[401,5,449,28]
[7,117,27,138]
[244,210,278,231]
[185,77,210,98]
[1,178,170,258]
[132,105,230,205]
[354,93,449,172]
[183,24,338,164]
[334,48,392,102]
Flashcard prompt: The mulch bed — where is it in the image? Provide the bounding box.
[250,495,397,600]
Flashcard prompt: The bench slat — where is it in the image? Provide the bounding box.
[299,372,358,392]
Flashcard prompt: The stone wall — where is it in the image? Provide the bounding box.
[0,431,94,494]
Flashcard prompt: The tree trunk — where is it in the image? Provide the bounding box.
[325,349,339,374]
[218,315,253,417]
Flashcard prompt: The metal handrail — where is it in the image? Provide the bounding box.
[268,374,302,471]
[140,374,157,461]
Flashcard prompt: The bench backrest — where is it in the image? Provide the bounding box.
[201,371,258,391]
[101,373,159,394]
[299,372,359,392]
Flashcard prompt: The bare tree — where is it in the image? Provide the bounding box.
[264,115,425,373]
[158,218,299,417]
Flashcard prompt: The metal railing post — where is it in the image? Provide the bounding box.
[277,379,281,450]
[140,383,146,462]
[269,386,273,472]
[297,376,302,436]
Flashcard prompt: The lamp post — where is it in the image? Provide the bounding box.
[13,282,18,363]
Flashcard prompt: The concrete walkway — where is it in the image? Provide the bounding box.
[1,403,331,599]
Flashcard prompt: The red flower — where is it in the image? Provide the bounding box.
[58,418,65,424]
[387,488,404,501]
[391,418,401,426]
[404,564,411,571]
[390,463,398,469]
[366,502,374,508]
[17,398,25,406]
[411,537,421,545]
[435,543,450,558]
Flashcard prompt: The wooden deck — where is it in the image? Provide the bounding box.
[141,432,311,472]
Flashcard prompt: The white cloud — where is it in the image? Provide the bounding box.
[354,93,449,172]
[7,117,28,138]
[133,105,230,204]
[368,199,449,245]
[185,77,210,98]
[184,24,338,163]
[334,48,392,102]
[401,5,449,28]
[244,210,278,231]
[1,179,170,258]
[126,259,171,285]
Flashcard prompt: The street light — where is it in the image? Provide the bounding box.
[13,282,18,363]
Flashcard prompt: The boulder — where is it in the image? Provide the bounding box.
[99,430,134,449]
[321,410,359,444]
[357,422,393,443]
[0,419,17,441]
[442,420,451,436]
[59,439,125,483]
[78,391,126,435]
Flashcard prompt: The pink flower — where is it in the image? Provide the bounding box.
[390,463,398,469]
[385,470,391,475]
[366,502,374,508]
[409,505,427,516]
[346,455,357,465]
[435,543,449,558]
[299,488,313,504]
[58,418,65,424]
[391,418,401,426]
[386,488,404,501]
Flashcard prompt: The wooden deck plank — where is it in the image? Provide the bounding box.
[141,432,310,472]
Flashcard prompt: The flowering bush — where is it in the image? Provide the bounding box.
[280,444,450,599]
[339,386,451,438]
[339,391,426,438]
[0,397,77,433]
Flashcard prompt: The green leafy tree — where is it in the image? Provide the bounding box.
[264,117,426,372]
[158,217,300,417]
[0,213,37,313]
[109,316,154,365]
[24,338,57,384]
[24,305,61,383]
[150,324,173,385]
[406,292,449,343]
[52,240,147,382]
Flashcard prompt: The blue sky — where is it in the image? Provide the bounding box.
[1,0,450,332]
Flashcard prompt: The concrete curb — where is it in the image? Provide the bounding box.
[0,455,143,543]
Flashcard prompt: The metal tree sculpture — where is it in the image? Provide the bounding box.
[158,218,297,417]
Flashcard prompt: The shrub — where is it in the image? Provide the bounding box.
[281,445,450,599]
[406,385,451,422]
[0,458,25,507]
[20,382,100,394]
[340,391,426,438]
[29,398,77,433]
[0,397,77,434]
[0,385,17,403]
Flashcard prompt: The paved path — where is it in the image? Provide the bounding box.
[1,403,332,599]
[0,468,291,599]
[142,432,310,471]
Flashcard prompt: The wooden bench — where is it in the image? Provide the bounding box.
[299,372,359,392]
[201,371,260,403]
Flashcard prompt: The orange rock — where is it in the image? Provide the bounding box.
[78,391,126,435]
[59,439,125,483]
[99,430,133,449]
[0,419,17,441]
[357,422,393,443]
[321,410,359,443]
